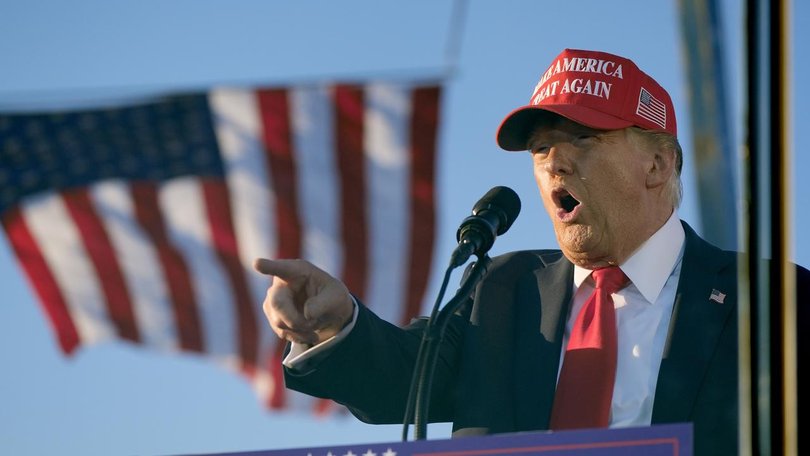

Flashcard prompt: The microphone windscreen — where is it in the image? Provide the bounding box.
[473,186,521,235]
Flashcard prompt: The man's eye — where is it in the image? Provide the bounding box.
[573,135,597,146]
[531,145,550,154]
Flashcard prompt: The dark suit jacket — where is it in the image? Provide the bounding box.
[285,222,809,455]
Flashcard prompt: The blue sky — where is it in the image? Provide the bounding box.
[0,1,807,455]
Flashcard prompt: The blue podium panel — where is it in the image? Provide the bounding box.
[207,423,692,456]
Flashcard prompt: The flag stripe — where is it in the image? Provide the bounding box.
[2,207,80,353]
[405,86,441,323]
[289,86,344,414]
[364,84,411,325]
[334,85,369,299]
[257,89,302,260]
[159,178,237,359]
[209,89,283,405]
[256,88,302,409]
[638,105,666,124]
[62,189,140,343]
[130,182,204,352]
[291,86,342,276]
[201,179,259,367]
[91,181,178,350]
[23,194,117,345]
[210,89,279,296]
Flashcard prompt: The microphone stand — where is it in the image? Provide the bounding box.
[401,253,492,441]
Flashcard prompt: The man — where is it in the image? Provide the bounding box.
[254,49,808,455]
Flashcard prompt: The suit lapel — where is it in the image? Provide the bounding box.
[513,254,573,431]
[651,222,737,423]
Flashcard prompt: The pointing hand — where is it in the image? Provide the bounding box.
[253,258,354,346]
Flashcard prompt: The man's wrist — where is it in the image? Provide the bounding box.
[283,298,359,370]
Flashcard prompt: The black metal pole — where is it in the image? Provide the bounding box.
[745,0,795,453]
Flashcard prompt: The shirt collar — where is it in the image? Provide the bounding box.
[573,211,685,304]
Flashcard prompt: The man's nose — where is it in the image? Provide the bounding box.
[543,145,574,176]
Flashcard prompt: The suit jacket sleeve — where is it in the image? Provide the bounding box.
[283,299,468,424]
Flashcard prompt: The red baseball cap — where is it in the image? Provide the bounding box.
[497,48,677,151]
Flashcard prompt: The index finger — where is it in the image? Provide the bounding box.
[253,258,309,281]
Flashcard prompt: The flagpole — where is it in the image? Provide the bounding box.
[443,0,469,79]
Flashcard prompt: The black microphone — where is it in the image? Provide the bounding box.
[450,186,521,267]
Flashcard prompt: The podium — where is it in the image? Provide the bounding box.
[204,423,692,456]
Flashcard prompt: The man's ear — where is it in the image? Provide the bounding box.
[646,146,676,189]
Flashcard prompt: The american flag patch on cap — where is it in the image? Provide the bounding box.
[636,87,667,129]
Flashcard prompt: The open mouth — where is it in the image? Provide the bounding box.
[554,189,581,214]
[560,193,580,213]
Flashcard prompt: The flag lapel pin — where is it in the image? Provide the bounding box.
[709,289,726,304]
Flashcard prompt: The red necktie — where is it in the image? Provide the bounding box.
[550,266,629,430]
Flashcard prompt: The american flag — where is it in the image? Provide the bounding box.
[636,87,667,129]
[0,82,441,413]
[709,288,726,304]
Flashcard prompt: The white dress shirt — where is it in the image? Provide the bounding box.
[565,211,685,427]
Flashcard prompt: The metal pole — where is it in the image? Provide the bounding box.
[744,0,796,453]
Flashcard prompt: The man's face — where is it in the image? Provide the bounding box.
[529,117,660,268]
